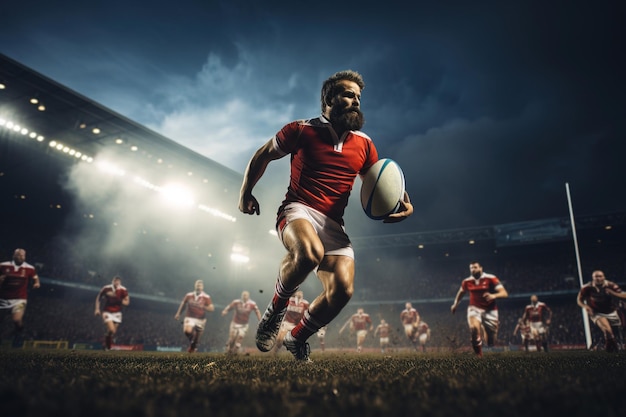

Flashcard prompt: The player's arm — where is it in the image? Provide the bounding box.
[239,139,284,215]
[94,291,102,316]
[485,284,508,301]
[383,191,413,224]
[32,273,40,289]
[205,300,215,312]
[255,306,262,321]
[451,286,466,314]
[122,293,130,306]
[175,298,187,320]
[545,305,553,324]
[221,301,232,316]
[577,290,593,314]
[606,286,626,300]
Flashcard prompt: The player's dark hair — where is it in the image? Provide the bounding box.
[321,70,365,112]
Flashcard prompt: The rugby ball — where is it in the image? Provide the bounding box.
[360,158,405,220]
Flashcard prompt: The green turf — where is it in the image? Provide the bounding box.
[0,349,624,417]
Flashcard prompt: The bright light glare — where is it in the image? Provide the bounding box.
[160,183,195,208]
[198,204,237,222]
[230,253,250,263]
[96,161,126,177]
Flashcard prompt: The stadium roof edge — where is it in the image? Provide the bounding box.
[0,52,243,185]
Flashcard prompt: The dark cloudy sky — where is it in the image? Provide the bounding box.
[2,0,625,234]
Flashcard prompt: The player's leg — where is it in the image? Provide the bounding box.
[468,317,483,356]
[419,334,428,352]
[594,316,617,351]
[183,321,194,344]
[191,326,203,352]
[356,330,366,352]
[105,321,119,350]
[235,325,247,353]
[467,307,483,356]
[10,303,26,347]
[256,219,323,352]
[483,310,499,348]
[285,255,354,361]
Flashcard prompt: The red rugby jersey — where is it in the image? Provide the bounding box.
[273,116,378,225]
[0,261,38,300]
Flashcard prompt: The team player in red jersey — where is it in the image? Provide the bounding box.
[239,70,413,361]
[0,248,40,346]
[513,317,535,352]
[521,294,552,352]
[340,308,373,353]
[175,280,215,353]
[450,261,508,357]
[374,318,391,353]
[316,325,327,352]
[414,320,431,353]
[273,291,309,353]
[94,276,130,350]
[577,270,626,352]
[221,290,262,354]
[400,302,420,350]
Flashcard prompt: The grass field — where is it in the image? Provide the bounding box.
[1,349,624,417]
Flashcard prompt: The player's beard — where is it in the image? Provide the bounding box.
[330,105,365,132]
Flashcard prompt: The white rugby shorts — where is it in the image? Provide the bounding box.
[277,202,354,259]
[102,312,123,324]
[184,317,207,330]
[0,298,27,313]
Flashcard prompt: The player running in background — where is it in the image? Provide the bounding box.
[400,302,420,350]
[340,308,373,352]
[522,294,552,352]
[94,275,130,350]
[577,270,626,352]
[174,280,215,353]
[273,291,309,353]
[513,317,535,352]
[451,261,508,357]
[316,325,327,352]
[239,70,413,361]
[222,290,262,354]
[0,248,40,347]
[374,318,391,353]
[414,320,431,352]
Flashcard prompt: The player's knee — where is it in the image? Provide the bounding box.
[327,282,353,307]
[292,245,324,272]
